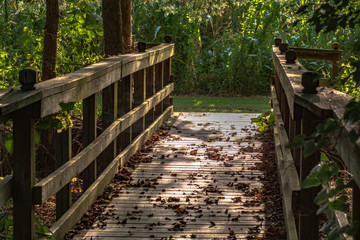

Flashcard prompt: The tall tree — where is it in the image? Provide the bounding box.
[42,0,59,80]
[121,0,132,53]
[103,0,123,56]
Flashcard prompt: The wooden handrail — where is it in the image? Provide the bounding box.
[33,83,173,204]
[272,44,360,240]
[0,43,174,117]
[0,41,175,239]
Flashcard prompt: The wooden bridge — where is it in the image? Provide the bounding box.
[0,39,359,240]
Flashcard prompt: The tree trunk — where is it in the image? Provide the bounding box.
[103,0,123,56]
[121,0,132,53]
[42,0,59,81]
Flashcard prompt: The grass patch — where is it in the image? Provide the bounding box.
[173,96,270,113]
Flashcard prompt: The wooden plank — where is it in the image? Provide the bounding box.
[117,75,132,152]
[272,84,300,240]
[163,58,171,109]
[148,43,175,66]
[298,108,320,240]
[82,94,97,191]
[0,44,174,117]
[99,82,118,171]
[74,112,283,240]
[0,88,41,116]
[154,62,164,118]
[33,83,173,204]
[50,106,173,240]
[0,88,13,100]
[13,104,36,240]
[145,65,155,128]
[132,69,146,140]
[289,47,342,61]
[55,128,72,220]
[0,175,12,206]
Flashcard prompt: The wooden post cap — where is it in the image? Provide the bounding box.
[275,38,282,46]
[19,69,37,90]
[286,50,297,64]
[279,43,288,54]
[301,71,319,94]
[332,42,340,50]
[138,42,147,52]
[164,35,172,43]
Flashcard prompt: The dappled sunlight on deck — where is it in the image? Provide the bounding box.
[74,113,284,240]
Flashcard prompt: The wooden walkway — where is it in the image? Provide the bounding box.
[74,113,281,240]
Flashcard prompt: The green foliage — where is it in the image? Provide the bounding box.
[4,130,40,156]
[37,102,75,133]
[0,211,12,239]
[251,110,274,132]
[288,121,359,238]
[0,204,54,239]
[0,0,104,87]
[133,0,280,95]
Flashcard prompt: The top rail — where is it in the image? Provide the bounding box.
[0,43,174,118]
[272,44,360,240]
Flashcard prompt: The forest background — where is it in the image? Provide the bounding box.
[0,0,359,98]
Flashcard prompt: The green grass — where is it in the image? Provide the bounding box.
[173,96,270,113]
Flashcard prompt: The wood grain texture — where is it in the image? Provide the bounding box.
[13,105,36,240]
[33,83,173,204]
[0,44,174,117]
[271,85,300,240]
[74,112,285,240]
[50,106,173,240]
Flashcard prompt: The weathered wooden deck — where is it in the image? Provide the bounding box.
[74,113,281,240]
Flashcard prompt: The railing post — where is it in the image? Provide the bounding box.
[298,107,320,240]
[163,36,172,110]
[353,184,360,240]
[155,62,164,118]
[100,82,118,171]
[118,75,132,158]
[145,65,155,128]
[331,42,340,79]
[55,128,72,219]
[13,103,38,239]
[133,68,146,140]
[82,94,97,190]
[170,74,174,106]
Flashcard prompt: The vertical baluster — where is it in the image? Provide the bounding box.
[284,96,290,135]
[331,42,340,80]
[145,65,155,128]
[170,74,174,106]
[100,83,118,171]
[298,107,320,240]
[118,75,133,160]
[163,36,172,110]
[133,68,146,140]
[163,58,171,110]
[353,183,360,240]
[82,94,97,190]
[155,62,164,118]
[55,128,72,219]
[13,104,37,239]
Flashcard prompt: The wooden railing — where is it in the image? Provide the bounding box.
[0,39,174,239]
[272,43,360,240]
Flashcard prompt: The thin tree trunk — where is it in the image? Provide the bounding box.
[42,0,59,81]
[121,0,132,53]
[103,0,123,56]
